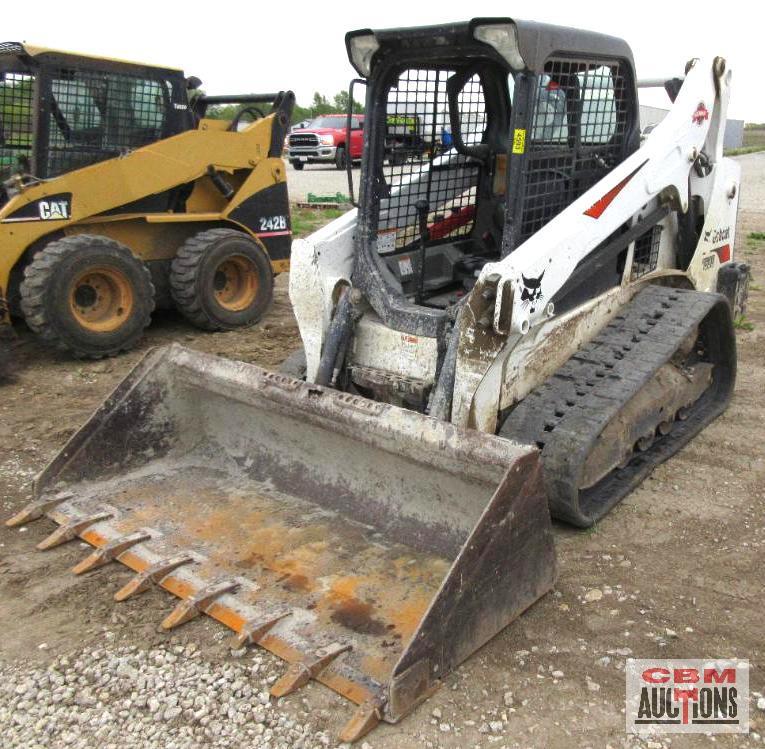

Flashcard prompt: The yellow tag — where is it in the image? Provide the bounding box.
[512,128,526,155]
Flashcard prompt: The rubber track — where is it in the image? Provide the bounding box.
[499,285,736,527]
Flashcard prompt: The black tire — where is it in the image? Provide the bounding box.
[278,347,306,379]
[19,235,155,359]
[334,146,347,170]
[291,160,305,171]
[170,228,273,331]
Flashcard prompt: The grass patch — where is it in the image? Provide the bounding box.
[725,146,765,156]
[744,127,765,149]
[726,128,765,156]
[748,232,765,242]
[291,206,346,239]
[733,315,755,332]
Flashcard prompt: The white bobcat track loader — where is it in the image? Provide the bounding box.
[7,18,748,743]
[289,20,746,527]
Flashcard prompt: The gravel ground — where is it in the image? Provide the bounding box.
[0,639,335,749]
[285,162,355,202]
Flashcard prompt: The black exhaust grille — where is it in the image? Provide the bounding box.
[377,68,483,251]
[631,224,662,279]
[289,133,319,147]
[0,71,34,178]
[515,59,630,246]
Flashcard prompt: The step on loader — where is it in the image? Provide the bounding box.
[0,42,294,359]
[7,18,749,742]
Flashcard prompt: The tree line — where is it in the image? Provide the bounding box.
[207,91,364,123]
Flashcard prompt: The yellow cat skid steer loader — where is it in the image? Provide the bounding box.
[0,42,294,359]
[7,19,748,742]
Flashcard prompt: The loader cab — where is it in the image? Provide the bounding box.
[0,42,191,195]
[345,19,639,338]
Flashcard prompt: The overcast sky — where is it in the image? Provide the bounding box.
[4,0,762,122]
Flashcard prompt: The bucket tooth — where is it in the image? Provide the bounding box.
[161,579,240,630]
[36,511,113,550]
[228,611,291,650]
[6,490,74,527]
[339,700,384,743]
[271,642,352,698]
[114,555,195,602]
[72,530,152,575]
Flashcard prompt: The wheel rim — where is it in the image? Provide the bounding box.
[212,254,259,311]
[68,266,134,333]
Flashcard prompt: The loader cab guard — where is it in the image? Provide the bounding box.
[0,44,191,189]
[345,19,639,338]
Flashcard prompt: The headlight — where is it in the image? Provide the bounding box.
[473,22,525,70]
[319,134,335,146]
[347,32,380,77]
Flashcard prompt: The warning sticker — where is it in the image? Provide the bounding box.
[400,334,418,360]
[398,256,414,277]
[377,229,397,254]
[512,128,526,155]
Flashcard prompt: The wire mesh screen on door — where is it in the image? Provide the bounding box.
[44,66,172,178]
[517,59,629,244]
[377,69,485,251]
[0,72,35,176]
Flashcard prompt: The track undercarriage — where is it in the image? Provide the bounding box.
[500,285,736,526]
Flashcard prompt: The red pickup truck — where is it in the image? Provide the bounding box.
[286,114,364,170]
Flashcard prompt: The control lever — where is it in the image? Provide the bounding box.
[415,200,429,304]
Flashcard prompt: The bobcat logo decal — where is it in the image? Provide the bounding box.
[692,102,709,125]
[521,270,545,312]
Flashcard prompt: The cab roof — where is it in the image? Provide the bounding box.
[0,41,183,76]
[346,17,634,76]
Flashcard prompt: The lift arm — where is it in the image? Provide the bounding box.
[481,57,735,337]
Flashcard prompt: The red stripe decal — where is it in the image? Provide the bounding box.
[256,230,292,238]
[713,244,731,263]
[584,161,648,219]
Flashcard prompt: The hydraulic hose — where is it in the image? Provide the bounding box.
[315,288,357,387]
